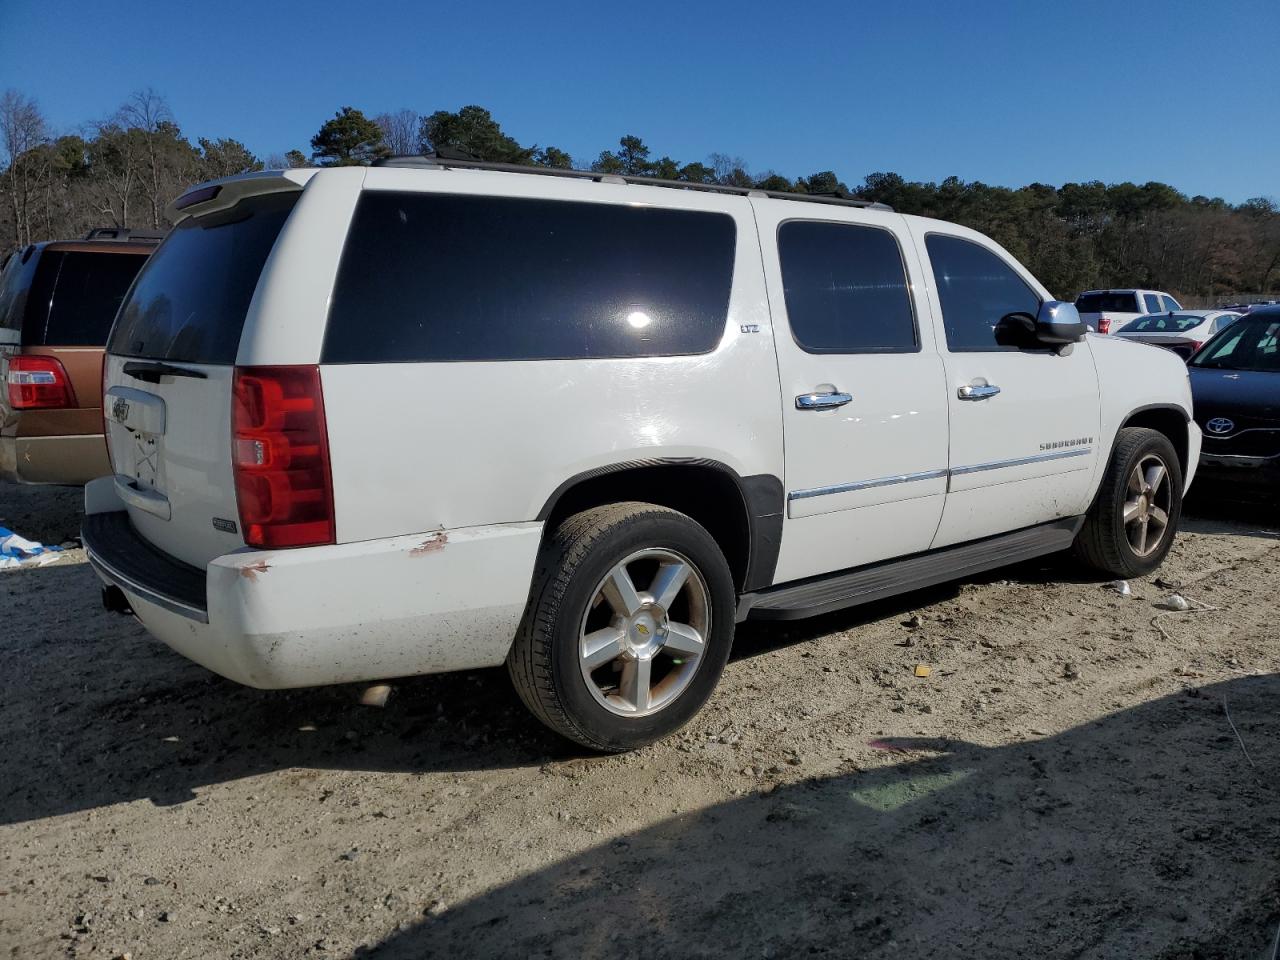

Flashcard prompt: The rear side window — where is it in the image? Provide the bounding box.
[925,234,1041,352]
[1143,293,1162,313]
[777,221,916,353]
[322,193,736,363]
[1076,292,1139,313]
[23,251,148,346]
[109,191,298,364]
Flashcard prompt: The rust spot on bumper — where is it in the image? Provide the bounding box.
[240,560,272,580]
[410,531,448,556]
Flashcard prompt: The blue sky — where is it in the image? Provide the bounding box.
[1,0,1276,202]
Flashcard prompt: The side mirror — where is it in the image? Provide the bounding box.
[994,311,1038,348]
[1034,300,1087,345]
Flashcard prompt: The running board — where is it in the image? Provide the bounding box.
[737,516,1085,622]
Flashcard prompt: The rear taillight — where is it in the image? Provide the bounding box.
[6,356,77,409]
[1097,317,1112,335]
[231,365,335,549]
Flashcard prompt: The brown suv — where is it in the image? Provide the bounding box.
[0,231,160,485]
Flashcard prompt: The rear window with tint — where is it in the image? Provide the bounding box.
[23,250,149,346]
[322,192,736,363]
[1075,292,1139,313]
[109,191,298,364]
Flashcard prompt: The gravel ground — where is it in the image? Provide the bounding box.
[1,482,1277,959]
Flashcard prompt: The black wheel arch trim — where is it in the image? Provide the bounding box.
[1121,402,1191,424]
[1115,402,1193,476]
[534,457,784,593]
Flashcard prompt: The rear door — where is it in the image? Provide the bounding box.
[755,203,949,583]
[103,190,300,566]
[911,227,1101,548]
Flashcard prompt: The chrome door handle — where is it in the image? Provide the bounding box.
[958,383,1001,401]
[795,391,853,410]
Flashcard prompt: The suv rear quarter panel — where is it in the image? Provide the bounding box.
[299,169,784,542]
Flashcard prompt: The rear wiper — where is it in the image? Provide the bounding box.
[122,360,208,383]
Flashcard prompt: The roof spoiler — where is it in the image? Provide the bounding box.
[166,169,318,223]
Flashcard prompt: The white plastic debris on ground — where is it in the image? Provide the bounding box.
[0,527,63,569]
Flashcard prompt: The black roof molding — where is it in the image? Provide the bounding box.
[372,155,893,212]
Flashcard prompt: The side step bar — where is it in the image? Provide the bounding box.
[737,516,1085,622]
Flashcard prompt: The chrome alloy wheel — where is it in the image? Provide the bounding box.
[578,548,711,718]
[1123,454,1173,557]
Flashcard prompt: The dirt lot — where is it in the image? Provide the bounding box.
[1,482,1278,959]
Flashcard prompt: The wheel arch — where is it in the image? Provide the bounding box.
[1118,403,1190,479]
[536,459,783,593]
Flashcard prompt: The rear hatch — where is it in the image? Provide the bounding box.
[103,190,299,567]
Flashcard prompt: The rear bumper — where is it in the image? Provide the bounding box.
[82,480,543,688]
[0,434,109,485]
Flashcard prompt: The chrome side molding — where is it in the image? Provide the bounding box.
[789,447,1093,503]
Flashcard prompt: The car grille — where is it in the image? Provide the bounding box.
[1200,426,1280,459]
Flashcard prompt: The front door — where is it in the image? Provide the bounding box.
[910,228,1102,548]
[756,204,950,584]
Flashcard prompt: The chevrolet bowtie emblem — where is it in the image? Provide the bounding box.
[635,624,650,636]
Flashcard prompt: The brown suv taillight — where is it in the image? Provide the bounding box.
[231,365,335,549]
[7,355,77,409]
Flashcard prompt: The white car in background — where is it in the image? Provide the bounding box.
[1076,289,1183,334]
[1114,310,1242,360]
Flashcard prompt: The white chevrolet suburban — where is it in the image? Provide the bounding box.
[85,159,1200,751]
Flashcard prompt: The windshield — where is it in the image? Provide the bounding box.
[1190,317,1280,372]
[108,191,298,364]
[1118,313,1206,334]
[1076,292,1138,313]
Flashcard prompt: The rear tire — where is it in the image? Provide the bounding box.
[507,502,736,752]
[1073,427,1183,578]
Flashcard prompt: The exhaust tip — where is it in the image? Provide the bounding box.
[101,585,134,616]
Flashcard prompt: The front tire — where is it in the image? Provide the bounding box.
[507,503,736,752]
[1073,427,1183,578]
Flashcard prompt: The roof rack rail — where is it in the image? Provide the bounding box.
[82,227,166,242]
[372,155,893,212]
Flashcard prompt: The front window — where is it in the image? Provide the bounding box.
[924,234,1041,352]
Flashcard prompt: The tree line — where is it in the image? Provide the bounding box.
[3,90,1277,301]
